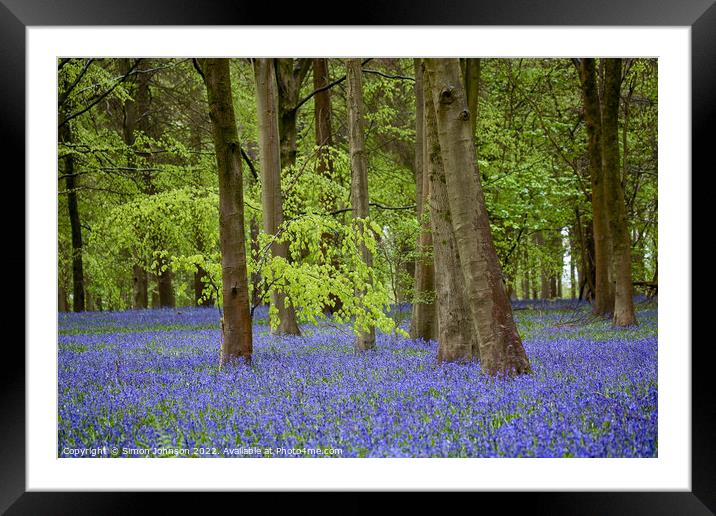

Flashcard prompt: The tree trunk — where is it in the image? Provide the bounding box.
[132,264,148,309]
[462,58,480,138]
[425,58,530,376]
[58,286,68,312]
[410,59,436,341]
[535,231,550,299]
[254,58,301,335]
[313,58,344,315]
[522,247,531,300]
[575,207,596,301]
[121,58,154,308]
[157,262,175,308]
[249,216,264,308]
[194,266,214,307]
[569,232,577,300]
[424,70,478,362]
[602,58,637,326]
[578,58,614,315]
[199,58,253,366]
[346,58,376,351]
[313,58,334,177]
[276,59,311,170]
[59,122,85,312]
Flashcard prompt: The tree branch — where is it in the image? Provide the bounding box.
[59,59,141,128]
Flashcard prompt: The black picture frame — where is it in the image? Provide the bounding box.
[3,0,710,513]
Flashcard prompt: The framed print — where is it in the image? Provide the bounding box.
[3,0,712,512]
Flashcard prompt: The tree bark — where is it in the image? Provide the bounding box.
[313,58,334,177]
[346,58,376,351]
[276,58,311,170]
[410,59,436,341]
[199,58,253,366]
[578,58,614,315]
[59,122,85,312]
[602,58,637,326]
[157,262,175,308]
[249,216,264,308]
[58,286,68,312]
[569,230,577,300]
[425,69,477,362]
[254,58,301,335]
[425,58,530,376]
[575,207,596,302]
[132,264,148,309]
[462,58,480,138]
[194,266,214,307]
[522,247,531,300]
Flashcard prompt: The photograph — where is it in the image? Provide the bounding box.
[56,56,659,459]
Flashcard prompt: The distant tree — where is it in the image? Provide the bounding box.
[58,120,85,312]
[197,58,253,366]
[410,58,436,341]
[119,58,153,309]
[346,58,376,351]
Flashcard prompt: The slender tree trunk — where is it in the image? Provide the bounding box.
[346,58,375,351]
[424,70,478,362]
[194,266,214,307]
[522,247,531,300]
[60,123,85,312]
[121,58,152,308]
[575,207,596,301]
[535,232,550,299]
[602,58,637,326]
[410,59,436,341]
[132,264,148,309]
[58,286,68,312]
[157,263,175,308]
[569,232,577,300]
[425,58,530,376]
[578,58,614,315]
[313,58,344,315]
[199,58,253,366]
[249,216,264,308]
[254,58,301,335]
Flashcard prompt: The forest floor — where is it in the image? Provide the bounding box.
[58,298,658,458]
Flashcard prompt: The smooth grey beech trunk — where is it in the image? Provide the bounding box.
[424,70,478,362]
[424,58,530,376]
[346,58,376,351]
[199,58,253,366]
[254,58,301,335]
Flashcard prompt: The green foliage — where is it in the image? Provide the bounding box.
[249,213,405,337]
[58,57,656,315]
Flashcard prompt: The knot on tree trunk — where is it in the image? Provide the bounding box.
[458,109,470,121]
[439,87,456,104]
